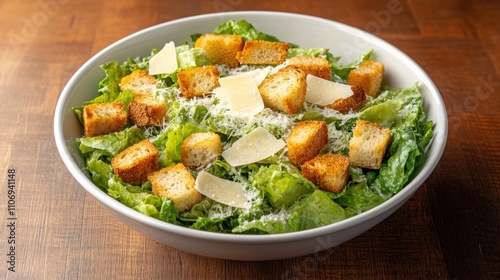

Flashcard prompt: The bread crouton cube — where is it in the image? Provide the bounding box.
[236,40,290,65]
[181,132,222,169]
[148,163,201,212]
[177,66,220,99]
[194,34,244,68]
[287,55,331,80]
[301,153,350,193]
[83,102,127,137]
[287,120,328,166]
[120,69,157,95]
[128,94,166,126]
[258,65,307,114]
[327,85,366,114]
[349,119,392,169]
[111,140,159,184]
[348,60,384,98]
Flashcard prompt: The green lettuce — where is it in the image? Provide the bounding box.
[331,50,373,83]
[232,208,292,234]
[288,190,346,231]
[211,19,281,42]
[335,181,386,218]
[162,123,205,167]
[360,83,434,195]
[78,127,145,157]
[77,127,145,190]
[108,176,179,224]
[253,165,316,208]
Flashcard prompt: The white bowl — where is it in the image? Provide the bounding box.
[54,11,447,260]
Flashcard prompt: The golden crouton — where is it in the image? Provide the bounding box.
[111,140,159,184]
[287,120,328,166]
[181,132,223,169]
[119,70,157,95]
[349,119,392,169]
[258,65,307,114]
[194,34,244,68]
[177,66,220,99]
[287,55,331,80]
[348,60,384,98]
[148,163,201,212]
[301,153,350,193]
[83,102,127,137]
[236,40,290,65]
[128,94,166,126]
[327,85,366,114]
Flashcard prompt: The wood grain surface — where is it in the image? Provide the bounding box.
[0,0,498,279]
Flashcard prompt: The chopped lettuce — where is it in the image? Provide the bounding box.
[211,19,281,42]
[331,50,373,83]
[77,127,145,190]
[108,176,180,224]
[335,181,386,218]
[162,123,205,167]
[288,190,346,231]
[253,165,316,208]
[78,126,145,157]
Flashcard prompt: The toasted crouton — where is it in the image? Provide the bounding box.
[287,121,328,166]
[194,34,244,68]
[236,40,290,65]
[83,102,127,137]
[327,85,366,114]
[120,70,157,95]
[258,65,307,114]
[348,60,384,98]
[111,140,159,184]
[301,153,350,193]
[287,55,331,80]
[181,132,222,169]
[148,163,201,212]
[177,66,220,99]
[128,94,166,126]
[349,120,391,169]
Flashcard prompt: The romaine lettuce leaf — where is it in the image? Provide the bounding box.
[330,49,373,83]
[288,190,346,231]
[107,176,180,223]
[77,127,145,190]
[108,176,162,210]
[212,19,281,42]
[78,127,145,157]
[334,181,386,218]
[232,208,292,234]
[91,61,130,104]
[85,151,113,190]
[162,123,205,167]
[253,165,316,208]
[180,199,239,233]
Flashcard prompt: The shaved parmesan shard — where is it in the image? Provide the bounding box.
[211,86,228,103]
[218,73,264,116]
[305,74,354,106]
[246,66,271,86]
[195,171,251,209]
[222,127,286,166]
[148,41,178,75]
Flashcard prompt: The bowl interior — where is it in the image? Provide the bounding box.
[55,11,447,245]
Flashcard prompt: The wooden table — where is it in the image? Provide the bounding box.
[1,0,498,279]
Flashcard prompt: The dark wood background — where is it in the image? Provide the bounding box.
[0,0,498,279]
